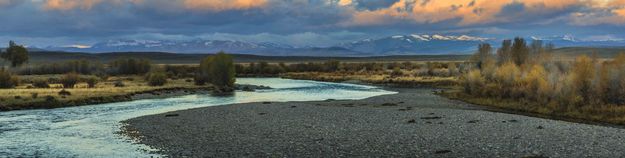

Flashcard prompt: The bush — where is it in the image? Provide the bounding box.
[463,69,485,95]
[61,72,79,88]
[84,77,99,88]
[31,93,38,99]
[32,79,50,88]
[145,72,168,86]
[58,89,71,96]
[390,67,403,78]
[114,81,125,87]
[197,52,235,88]
[571,55,596,104]
[0,69,19,88]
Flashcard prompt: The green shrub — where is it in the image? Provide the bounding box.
[32,79,50,88]
[197,52,235,88]
[84,77,99,88]
[146,72,167,86]
[0,69,19,88]
[61,72,79,88]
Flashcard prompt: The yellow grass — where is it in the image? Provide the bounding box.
[0,75,210,110]
[282,71,458,87]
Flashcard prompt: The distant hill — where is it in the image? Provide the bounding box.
[41,34,625,57]
[26,51,471,65]
[45,39,368,57]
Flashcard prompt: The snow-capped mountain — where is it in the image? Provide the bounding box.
[47,39,367,56]
[44,34,625,57]
[529,35,625,47]
[338,34,492,55]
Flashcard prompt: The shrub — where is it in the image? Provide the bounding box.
[61,72,79,88]
[448,62,459,76]
[114,81,125,87]
[390,67,403,78]
[523,64,550,102]
[571,55,596,104]
[31,93,38,99]
[493,62,520,97]
[0,69,19,88]
[197,52,235,88]
[145,72,167,86]
[32,79,50,88]
[463,69,485,95]
[84,77,99,88]
[45,95,56,102]
[58,89,71,96]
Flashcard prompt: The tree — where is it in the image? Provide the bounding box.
[511,37,529,66]
[571,55,596,105]
[61,72,79,89]
[1,41,29,67]
[472,43,494,69]
[197,52,236,88]
[497,39,512,64]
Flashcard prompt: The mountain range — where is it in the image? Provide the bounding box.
[43,34,625,57]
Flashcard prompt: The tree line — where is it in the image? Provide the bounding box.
[0,41,238,89]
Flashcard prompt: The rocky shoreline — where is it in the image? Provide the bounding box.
[123,87,625,157]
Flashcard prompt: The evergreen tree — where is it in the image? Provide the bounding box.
[1,41,29,67]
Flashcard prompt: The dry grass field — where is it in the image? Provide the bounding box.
[0,75,210,110]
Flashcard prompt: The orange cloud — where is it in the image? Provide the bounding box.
[43,0,103,10]
[344,0,587,26]
[42,0,267,11]
[182,0,268,11]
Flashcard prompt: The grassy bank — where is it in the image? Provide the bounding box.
[282,72,458,87]
[0,75,212,111]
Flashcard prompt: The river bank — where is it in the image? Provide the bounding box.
[123,86,625,157]
[0,79,274,111]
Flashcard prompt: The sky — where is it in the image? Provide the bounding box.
[2,0,625,47]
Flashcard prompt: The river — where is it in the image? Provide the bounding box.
[0,78,395,157]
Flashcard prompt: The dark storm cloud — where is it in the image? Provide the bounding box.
[1,0,625,47]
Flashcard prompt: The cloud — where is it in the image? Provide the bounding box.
[182,0,268,11]
[3,0,625,48]
[41,0,268,11]
[43,0,104,10]
[342,0,587,26]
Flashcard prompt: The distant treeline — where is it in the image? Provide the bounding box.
[14,58,152,76]
[234,60,464,78]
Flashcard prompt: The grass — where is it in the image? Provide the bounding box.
[440,88,625,125]
[0,75,211,111]
[282,71,458,87]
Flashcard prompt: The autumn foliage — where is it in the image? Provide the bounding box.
[462,38,625,110]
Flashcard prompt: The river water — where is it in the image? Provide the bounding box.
[0,78,395,157]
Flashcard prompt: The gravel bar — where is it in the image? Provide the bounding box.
[123,88,625,157]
